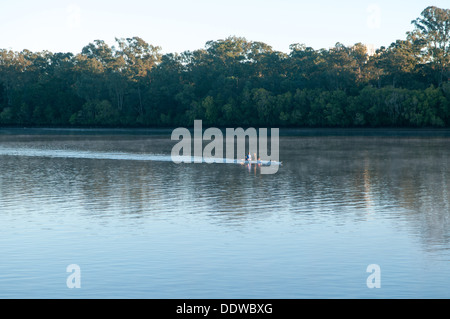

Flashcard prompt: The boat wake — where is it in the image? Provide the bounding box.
[0,148,282,166]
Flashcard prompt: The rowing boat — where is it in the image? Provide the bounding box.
[239,160,282,166]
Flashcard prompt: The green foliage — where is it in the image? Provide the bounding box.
[70,100,119,126]
[0,6,449,128]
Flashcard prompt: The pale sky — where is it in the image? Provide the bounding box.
[0,0,448,54]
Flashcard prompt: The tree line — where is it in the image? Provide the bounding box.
[0,6,449,128]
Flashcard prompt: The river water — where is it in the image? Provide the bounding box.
[0,128,449,298]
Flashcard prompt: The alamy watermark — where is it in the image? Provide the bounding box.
[366,264,381,289]
[66,4,82,30]
[367,4,381,29]
[171,120,280,174]
[66,264,81,289]
[64,263,380,292]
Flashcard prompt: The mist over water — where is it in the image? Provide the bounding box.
[1,129,450,298]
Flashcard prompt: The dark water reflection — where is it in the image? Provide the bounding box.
[0,129,450,298]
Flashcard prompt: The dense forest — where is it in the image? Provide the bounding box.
[0,6,449,128]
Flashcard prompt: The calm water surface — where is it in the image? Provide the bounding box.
[1,128,450,298]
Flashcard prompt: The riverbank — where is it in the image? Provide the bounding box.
[2,126,450,137]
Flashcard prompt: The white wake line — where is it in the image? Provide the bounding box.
[0,148,171,161]
[0,148,282,165]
